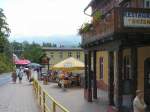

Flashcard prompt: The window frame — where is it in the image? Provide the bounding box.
[144,0,150,8]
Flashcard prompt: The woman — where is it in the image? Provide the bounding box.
[133,90,147,112]
[11,70,17,83]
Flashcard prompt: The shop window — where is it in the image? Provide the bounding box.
[144,0,150,8]
[99,57,104,79]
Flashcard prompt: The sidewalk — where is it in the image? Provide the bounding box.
[41,82,109,112]
[0,76,41,112]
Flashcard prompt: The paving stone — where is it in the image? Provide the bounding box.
[0,75,41,112]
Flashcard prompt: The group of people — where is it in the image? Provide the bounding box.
[11,67,32,83]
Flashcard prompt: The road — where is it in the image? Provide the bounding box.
[0,73,11,85]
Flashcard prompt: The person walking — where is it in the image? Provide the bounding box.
[18,67,24,83]
[11,70,17,83]
[133,90,147,112]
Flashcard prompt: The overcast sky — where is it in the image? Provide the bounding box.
[0,0,91,44]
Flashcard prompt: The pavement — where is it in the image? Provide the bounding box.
[0,74,41,112]
[41,82,110,112]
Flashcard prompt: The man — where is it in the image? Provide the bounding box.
[133,90,147,112]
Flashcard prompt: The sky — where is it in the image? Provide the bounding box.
[0,0,91,45]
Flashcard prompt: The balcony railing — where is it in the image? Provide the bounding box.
[82,7,150,45]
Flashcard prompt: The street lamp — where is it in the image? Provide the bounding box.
[47,57,50,74]
[41,54,50,85]
[41,54,50,75]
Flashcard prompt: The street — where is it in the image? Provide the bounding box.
[0,73,11,86]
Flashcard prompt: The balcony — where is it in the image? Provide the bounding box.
[82,7,150,45]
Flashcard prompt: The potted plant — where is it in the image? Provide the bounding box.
[78,23,93,35]
[93,10,102,24]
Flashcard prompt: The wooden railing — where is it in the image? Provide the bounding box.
[82,7,150,45]
[82,8,116,45]
[33,79,70,112]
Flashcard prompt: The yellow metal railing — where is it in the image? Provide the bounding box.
[33,79,70,112]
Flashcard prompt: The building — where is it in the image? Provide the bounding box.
[80,0,150,111]
[42,47,84,66]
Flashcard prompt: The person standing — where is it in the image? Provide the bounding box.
[133,90,147,112]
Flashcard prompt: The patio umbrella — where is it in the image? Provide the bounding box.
[51,57,84,71]
[27,63,42,68]
[15,59,31,65]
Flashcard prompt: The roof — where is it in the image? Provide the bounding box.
[42,47,83,51]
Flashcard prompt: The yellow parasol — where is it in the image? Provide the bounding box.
[51,57,84,71]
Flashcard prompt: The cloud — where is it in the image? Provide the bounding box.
[2,0,91,37]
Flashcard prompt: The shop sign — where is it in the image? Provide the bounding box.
[124,11,150,28]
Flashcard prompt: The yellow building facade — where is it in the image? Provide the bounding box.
[42,47,84,67]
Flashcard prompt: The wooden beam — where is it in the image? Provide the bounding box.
[84,52,88,100]
[93,50,97,99]
[108,51,115,105]
[84,53,88,90]
[116,49,123,110]
[131,47,137,97]
[87,51,92,102]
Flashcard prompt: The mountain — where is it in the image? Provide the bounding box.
[9,35,81,46]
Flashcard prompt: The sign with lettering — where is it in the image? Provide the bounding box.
[64,62,72,67]
[123,11,150,28]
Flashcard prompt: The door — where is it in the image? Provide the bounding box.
[144,58,150,105]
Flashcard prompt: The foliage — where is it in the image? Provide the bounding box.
[0,8,12,74]
[0,8,11,38]
[93,10,102,23]
[42,42,57,47]
[0,54,13,73]
[78,23,92,34]
[22,42,44,63]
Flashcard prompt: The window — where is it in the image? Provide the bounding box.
[99,57,104,79]
[51,55,54,58]
[123,55,131,80]
[59,52,63,58]
[144,0,150,8]
[76,51,80,59]
[123,2,131,8]
[68,52,72,57]
[50,52,54,58]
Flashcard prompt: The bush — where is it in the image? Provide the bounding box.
[0,54,13,74]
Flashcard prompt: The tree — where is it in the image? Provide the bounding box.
[11,41,23,58]
[22,43,43,63]
[0,8,12,73]
[0,8,10,39]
